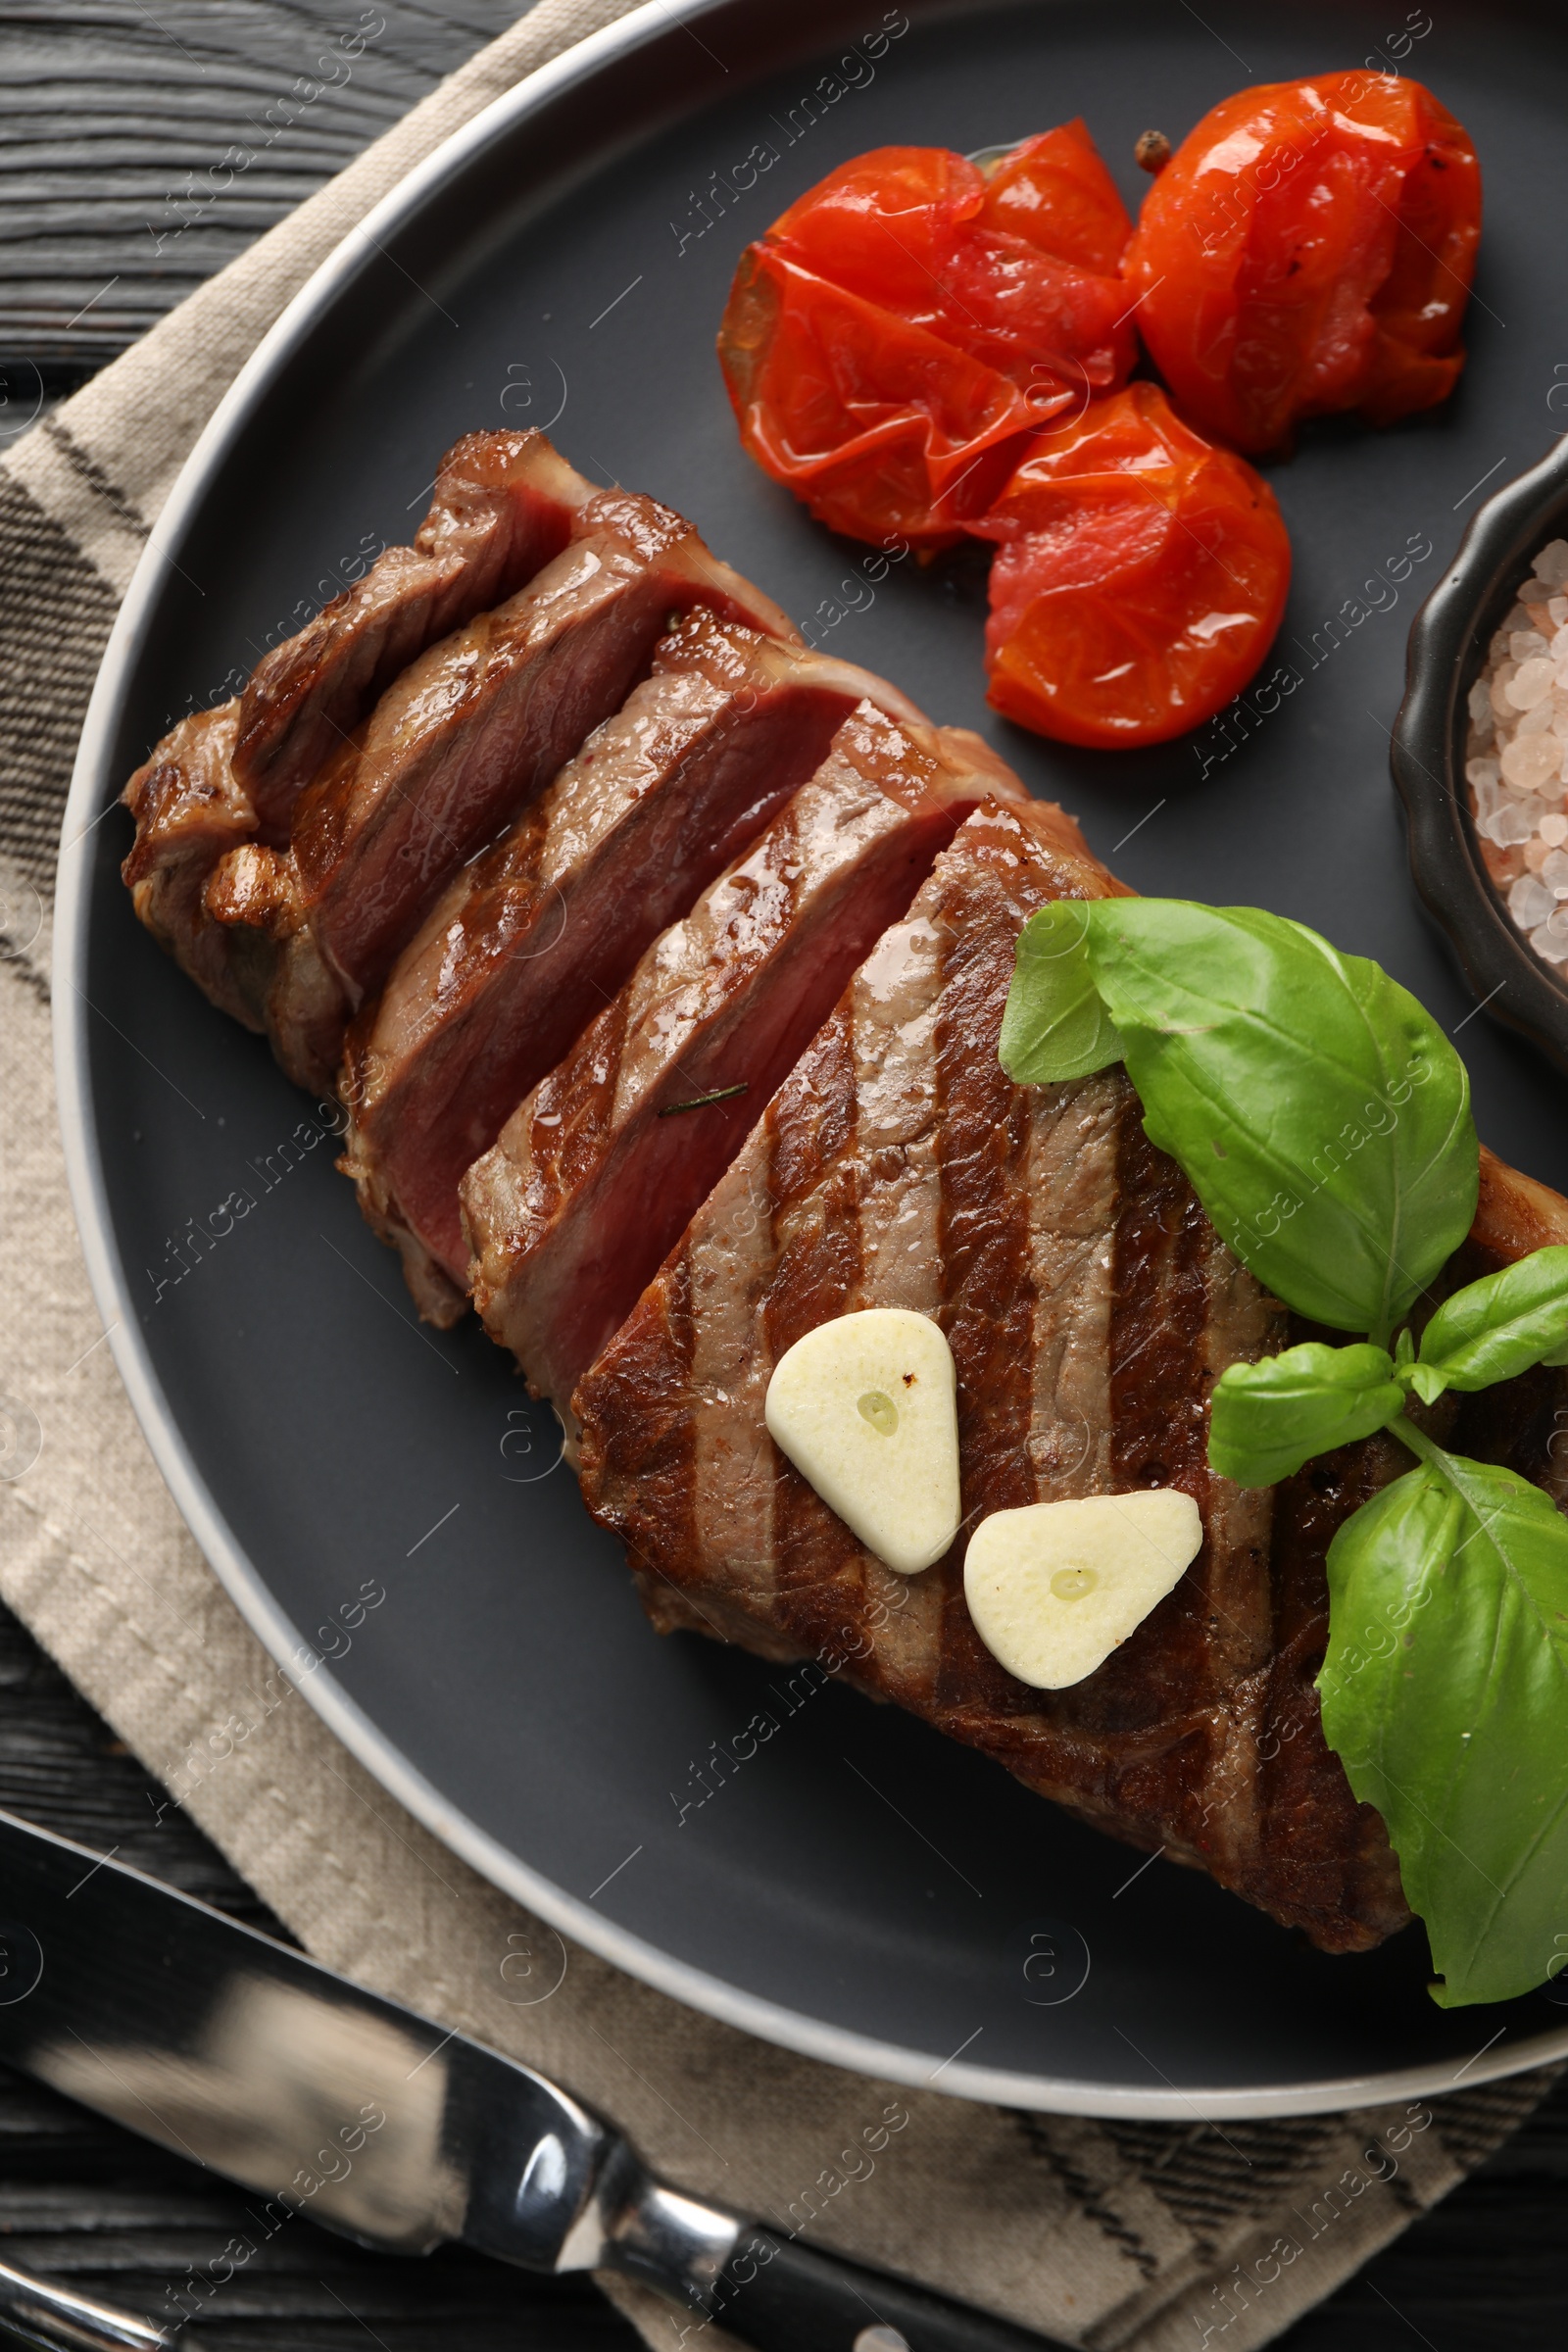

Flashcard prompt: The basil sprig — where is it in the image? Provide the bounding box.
[1001,897,1568,2008]
[1206,1343,1406,1489]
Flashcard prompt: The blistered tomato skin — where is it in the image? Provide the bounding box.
[974,382,1292,749]
[717,244,1042,548]
[977,120,1136,272]
[1121,72,1481,456]
[717,133,1136,548]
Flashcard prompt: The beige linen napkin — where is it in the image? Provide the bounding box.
[0,4,1558,2345]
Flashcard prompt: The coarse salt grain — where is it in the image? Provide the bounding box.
[1484,799,1537,847]
[1541,813,1568,846]
[1508,656,1556,708]
[1501,732,1563,792]
[1510,873,1556,928]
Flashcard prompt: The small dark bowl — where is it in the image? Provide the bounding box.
[1393,430,1568,1075]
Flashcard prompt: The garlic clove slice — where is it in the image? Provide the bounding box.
[764,1308,960,1575]
[963,1491,1202,1690]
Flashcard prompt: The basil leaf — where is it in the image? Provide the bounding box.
[1414,1246,1568,1398]
[1318,1443,1568,2007]
[1208,1343,1403,1488]
[999,904,1124,1085]
[1079,902,1478,1340]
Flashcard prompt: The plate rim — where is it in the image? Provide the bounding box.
[52,0,1568,2118]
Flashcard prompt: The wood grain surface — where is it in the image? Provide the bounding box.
[0,0,522,373]
[0,4,1563,2345]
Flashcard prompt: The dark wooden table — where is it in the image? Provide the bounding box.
[2,5,1563,2344]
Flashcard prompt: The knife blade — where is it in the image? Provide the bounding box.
[0,1812,1062,2352]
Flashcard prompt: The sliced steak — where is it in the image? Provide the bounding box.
[573,796,1496,1953]
[339,612,926,1321]
[121,702,258,1030]
[235,429,595,832]
[210,491,800,1092]
[464,708,1027,1403]
[121,429,594,1020]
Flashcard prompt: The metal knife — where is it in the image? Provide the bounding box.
[0,1812,1063,2352]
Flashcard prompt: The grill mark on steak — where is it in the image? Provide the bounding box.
[1066,1106,1282,1884]
[931,848,1040,1715]
[337,611,924,1308]
[1106,1117,1227,1719]
[934,846,1039,1523]
[766,1004,868,1661]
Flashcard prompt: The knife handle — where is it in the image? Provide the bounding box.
[703,2229,1073,2352]
[0,2256,177,2352]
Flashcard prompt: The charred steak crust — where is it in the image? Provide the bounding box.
[121,701,259,1032]
[120,429,597,1035]
[572,798,1437,1954]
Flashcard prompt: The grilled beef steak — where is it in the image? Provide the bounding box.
[235,430,594,831]
[464,707,1026,1406]
[121,430,596,1034]
[573,796,1568,1953]
[207,492,799,1092]
[340,612,925,1322]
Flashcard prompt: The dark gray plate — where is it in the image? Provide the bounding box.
[55,0,1568,2114]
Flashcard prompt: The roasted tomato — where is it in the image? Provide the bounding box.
[973,382,1292,748]
[1121,72,1481,455]
[717,128,1136,547]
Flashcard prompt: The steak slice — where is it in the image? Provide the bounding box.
[574,799,1568,1953]
[121,430,594,1022]
[464,707,1027,1405]
[339,611,926,1322]
[209,491,800,1091]
[235,429,595,832]
[121,701,259,1031]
